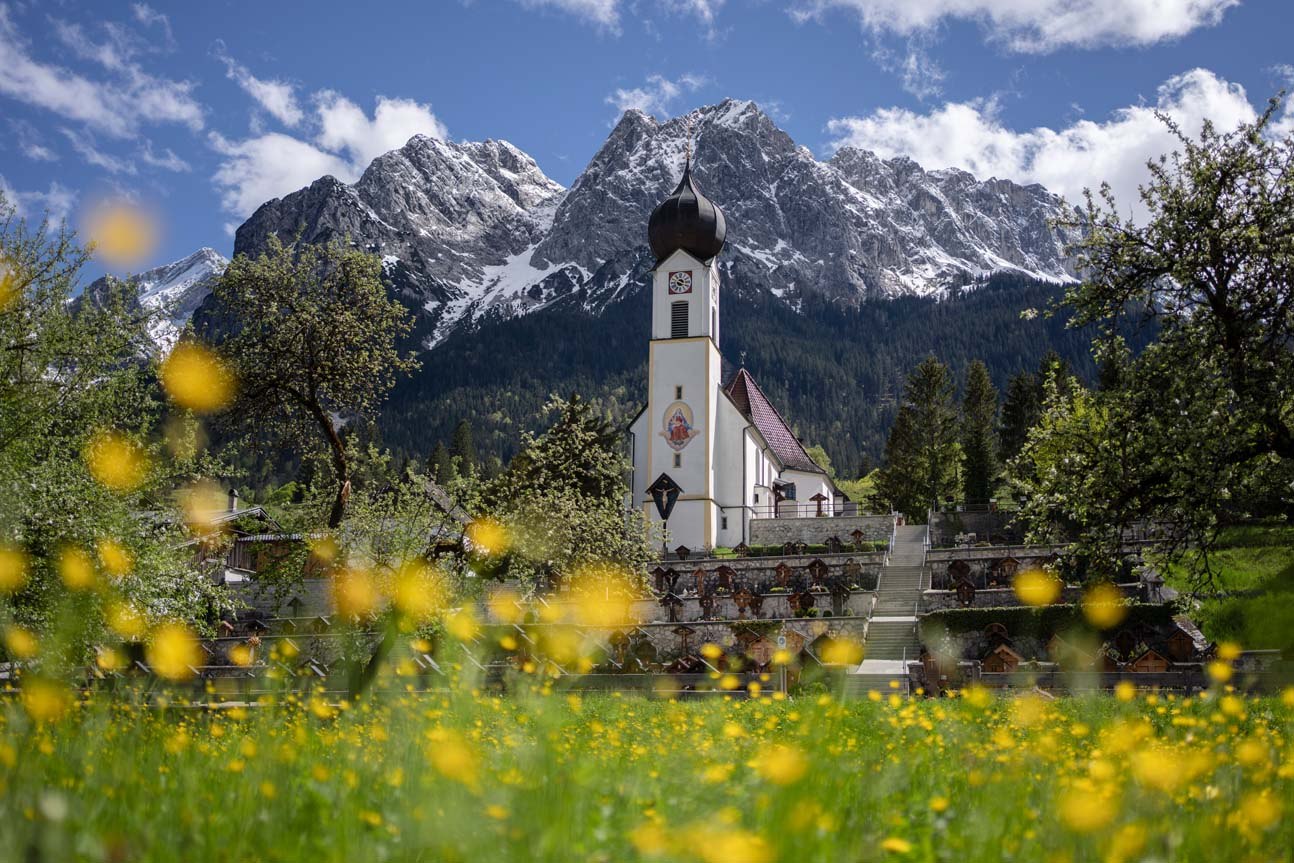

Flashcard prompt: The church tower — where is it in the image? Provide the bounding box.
[638,162,728,550]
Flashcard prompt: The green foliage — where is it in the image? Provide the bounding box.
[921,603,1177,640]
[872,356,960,520]
[450,419,478,477]
[1015,103,1294,587]
[204,236,418,527]
[960,360,999,505]
[0,194,231,657]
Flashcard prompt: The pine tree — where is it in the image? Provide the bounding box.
[872,356,960,520]
[450,419,478,478]
[960,360,999,505]
[1000,372,1040,463]
[430,441,454,484]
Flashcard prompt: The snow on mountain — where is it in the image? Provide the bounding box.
[83,247,228,352]
[228,99,1080,349]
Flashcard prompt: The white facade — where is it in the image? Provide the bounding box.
[628,249,836,552]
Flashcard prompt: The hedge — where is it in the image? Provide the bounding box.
[919,602,1178,642]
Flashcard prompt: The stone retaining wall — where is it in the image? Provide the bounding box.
[749,515,894,546]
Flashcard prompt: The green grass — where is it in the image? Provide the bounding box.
[1,683,1291,862]
[1165,523,1294,650]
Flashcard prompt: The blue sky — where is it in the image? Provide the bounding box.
[0,0,1290,278]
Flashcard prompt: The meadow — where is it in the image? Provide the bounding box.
[2,675,1291,863]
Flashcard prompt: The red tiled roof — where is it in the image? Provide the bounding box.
[723,368,825,474]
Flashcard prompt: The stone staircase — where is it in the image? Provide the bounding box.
[844,525,927,697]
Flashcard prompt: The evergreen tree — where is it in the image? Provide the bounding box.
[960,360,999,504]
[430,441,454,484]
[872,356,959,520]
[450,419,478,478]
[1000,372,1041,463]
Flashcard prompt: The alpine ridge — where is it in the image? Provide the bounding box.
[228,99,1080,348]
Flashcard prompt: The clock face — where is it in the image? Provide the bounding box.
[668,271,692,294]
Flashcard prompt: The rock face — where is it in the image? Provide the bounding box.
[230,99,1079,348]
[86,247,229,351]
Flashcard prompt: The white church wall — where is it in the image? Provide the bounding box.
[651,250,716,341]
[778,469,837,517]
[628,409,648,504]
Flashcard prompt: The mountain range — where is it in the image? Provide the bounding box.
[145,100,1095,475]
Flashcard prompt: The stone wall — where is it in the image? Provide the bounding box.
[749,515,894,547]
[488,586,877,625]
[927,510,1024,548]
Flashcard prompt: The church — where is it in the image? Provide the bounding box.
[628,163,840,551]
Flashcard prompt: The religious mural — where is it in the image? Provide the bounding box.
[660,401,701,451]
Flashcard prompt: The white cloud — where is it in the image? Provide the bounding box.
[607,73,708,118]
[215,43,304,128]
[0,7,202,137]
[825,68,1272,221]
[209,93,447,218]
[209,132,353,218]
[515,0,621,29]
[61,127,137,175]
[871,38,944,100]
[792,0,1238,53]
[666,0,725,24]
[140,141,190,172]
[315,92,448,167]
[9,119,58,161]
[131,3,175,50]
[0,174,76,223]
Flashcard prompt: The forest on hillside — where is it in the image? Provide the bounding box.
[381,272,1135,478]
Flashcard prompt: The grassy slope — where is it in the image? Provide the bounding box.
[1166,523,1294,651]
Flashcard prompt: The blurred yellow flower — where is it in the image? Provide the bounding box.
[106,600,147,640]
[880,837,912,854]
[96,647,126,672]
[85,200,158,268]
[429,730,479,789]
[820,637,864,666]
[393,563,446,621]
[331,567,380,619]
[466,518,509,556]
[486,587,524,624]
[229,644,254,667]
[0,257,17,309]
[4,625,39,659]
[96,538,133,578]
[1057,787,1117,832]
[1014,569,1061,606]
[84,430,149,491]
[930,796,949,813]
[1216,641,1242,661]
[1132,749,1183,793]
[1236,791,1282,831]
[160,342,235,413]
[0,544,30,593]
[1207,660,1233,684]
[700,642,723,661]
[1081,582,1126,629]
[691,827,774,863]
[21,676,71,723]
[445,607,480,642]
[147,622,202,681]
[1114,680,1136,702]
[754,744,808,785]
[58,547,97,590]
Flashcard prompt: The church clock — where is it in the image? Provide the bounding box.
[668,271,692,294]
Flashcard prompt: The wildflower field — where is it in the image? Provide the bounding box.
[2,682,1291,863]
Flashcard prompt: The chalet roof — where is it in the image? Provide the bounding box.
[723,368,825,475]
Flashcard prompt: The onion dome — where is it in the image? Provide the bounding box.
[648,163,727,263]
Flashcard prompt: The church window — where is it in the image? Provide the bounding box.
[721,516,728,530]
[754,493,760,504]
[673,453,682,468]
[675,385,683,399]
[671,301,688,338]
[711,308,717,338]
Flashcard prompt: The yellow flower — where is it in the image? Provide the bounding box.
[820,637,864,666]
[1206,660,1233,684]
[85,200,158,267]
[57,547,97,591]
[1057,787,1117,832]
[486,587,524,624]
[359,810,383,828]
[880,837,912,854]
[106,601,147,640]
[754,744,808,785]
[160,342,235,413]
[466,518,509,556]
[1114,680,1136,702]
[1237,791,1282,831]
[0,257,18,310]
[1216,641,1241,661]
[630,823,671,856]
[4,625,39,659]
[85,430,149,491]
[228,644,254,667]
[484,804,508,820]
[429,730,479,789]
[445,607,480,642]
[700,642,724,660]
[96,647,126,671]
[771,648,793,666]
[930,797,949,813]
[0,544,29,593]
[1132,749,1182,793]
[691,827,774,863]
[96,538,133,578]
[331,567,380,619]
[1013,569,1061,606]
[21,677,72,723]
[1081,582,1126,629]
[393,562,447,621]
[147,622,202,681]
[259,781,276,799]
